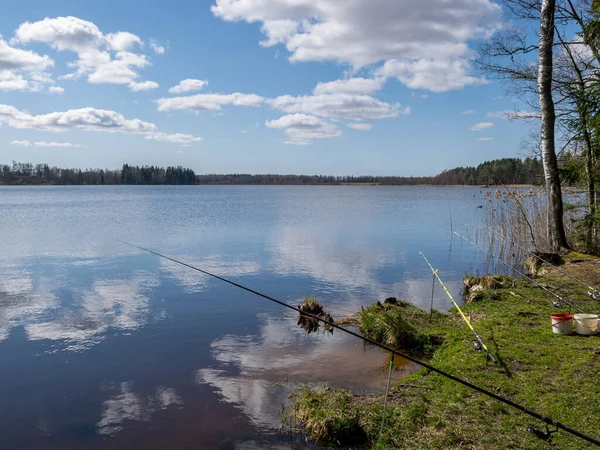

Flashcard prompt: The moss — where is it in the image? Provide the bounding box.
[290,256,600,449]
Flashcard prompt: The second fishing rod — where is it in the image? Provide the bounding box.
[454,232,586,314]
[420,252,497,363]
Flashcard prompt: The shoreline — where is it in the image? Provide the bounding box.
[0,182,541,188]
[286,253,600,448]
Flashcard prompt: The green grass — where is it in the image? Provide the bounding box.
[289,253,600,449]
[358,300,451,355]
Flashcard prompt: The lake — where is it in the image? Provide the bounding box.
[0,185,492,449]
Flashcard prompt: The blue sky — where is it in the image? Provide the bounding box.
[0,0,534,176]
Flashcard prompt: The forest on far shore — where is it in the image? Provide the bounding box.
[1,157,543,186]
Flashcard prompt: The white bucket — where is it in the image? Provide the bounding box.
[551,314,574,335]
[574,314,599,335]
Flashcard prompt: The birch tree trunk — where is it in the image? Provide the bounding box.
[538,0,569,251]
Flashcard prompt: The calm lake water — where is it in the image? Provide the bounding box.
[0,185,491,449]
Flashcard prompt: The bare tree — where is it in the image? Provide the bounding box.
[538,0,570,250]
[476,0,599,251]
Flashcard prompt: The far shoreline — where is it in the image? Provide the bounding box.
[0,182,542,188]
[0,182,543,189]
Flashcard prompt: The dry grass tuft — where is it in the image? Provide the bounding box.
[297,296,334,334]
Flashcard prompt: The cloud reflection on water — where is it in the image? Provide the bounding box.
[197,313,418,431]
[96,382,183,436]
[26,271,159,351]
[160,256,261,293]
[0,266,161,351]
[269,227,400,292]
[0,267,59,341]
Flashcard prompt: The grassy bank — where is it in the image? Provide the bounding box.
[289,254,600,449]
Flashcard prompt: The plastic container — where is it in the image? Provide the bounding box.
[551,313,574,335]
[574,314,598,335]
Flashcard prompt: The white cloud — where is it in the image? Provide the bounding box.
[0,104,156,132]
[0,36,56,92]
[0,71,29,91]
[211,0,500,92]
[129,80,159,91]
[0,104,201,146]
[11,139,32,147]
[79,51,159,92]
[34,141,84,147]
[87,51,147,84]
[259,19,299,47]
[470,122,494,131]
[14,17,156,91]
[145,132,202,146]
[347,123,373,131]
[158,85,404,127]
[0,35,53,71]
[149,38,166,55]
[377,55,488,93]
[461,109,476,115]
[268,93,404,121]
[313,77,383,95]
[156,93,265,112]
[265,113,341,145]
[478,137,494,141]
[48,86,64,94]
[106,32,143,51]
[241,129,248,134]
[168,78,208,94]
[14,16,104,51]
[11,140,84,147]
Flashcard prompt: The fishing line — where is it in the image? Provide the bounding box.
[420,252,496,363]
[118,240,600,447]
[476,219,599,299]
[454,232,586,314]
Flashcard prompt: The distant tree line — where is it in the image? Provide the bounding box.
[1,157,543,186]
[120,164,196,185]
[197,158,544,186]
[1,162,196,185]
[433,158,544,186]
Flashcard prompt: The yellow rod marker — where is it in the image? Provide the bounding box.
[420,252,497,363]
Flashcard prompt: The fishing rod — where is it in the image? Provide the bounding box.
[117,240,600,446]
[476,219,599,299]
[420,252,496,363]
[454,232,586,314]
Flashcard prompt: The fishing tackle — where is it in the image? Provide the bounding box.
[454,232,586,314]
[118,240,600,447]
[477,220,599,299]
[420,252,497,363]
[528,424,559,442]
